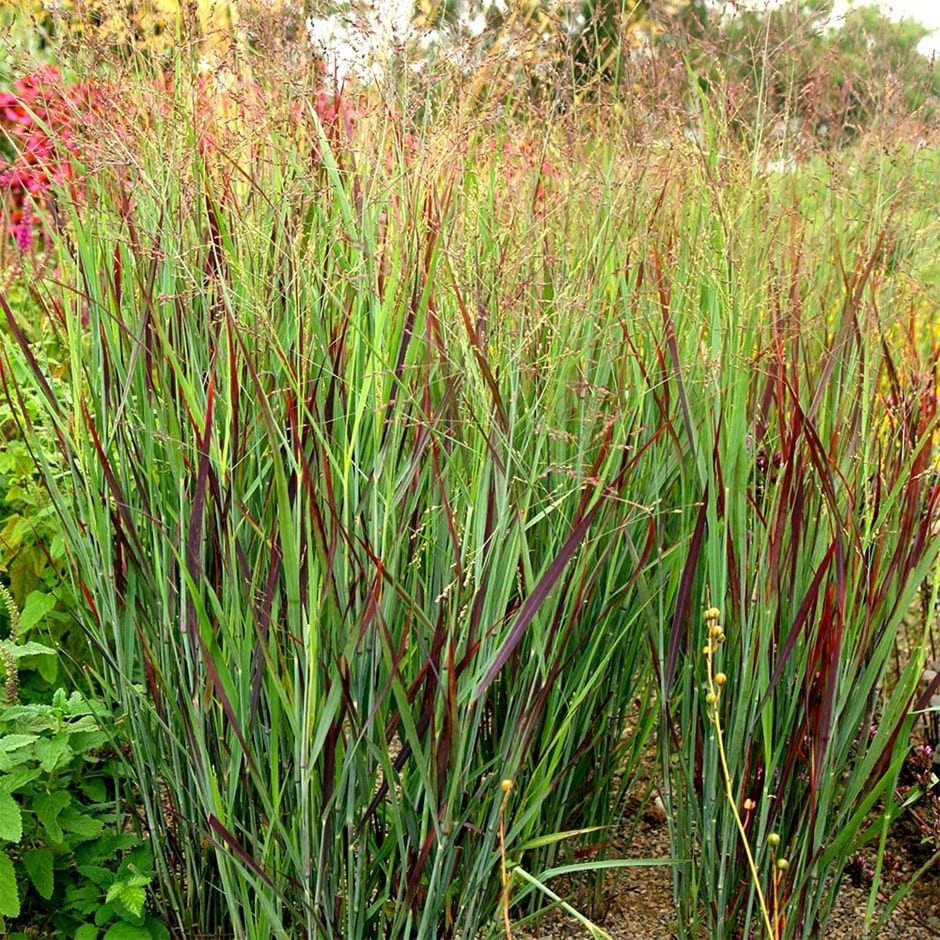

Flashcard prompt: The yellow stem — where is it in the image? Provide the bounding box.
[499,782,514,940]
[706,619,776,940]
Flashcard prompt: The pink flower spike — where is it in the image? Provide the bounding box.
[12,215,34,252]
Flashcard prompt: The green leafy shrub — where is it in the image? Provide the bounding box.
[0,264,85,692]
[0,585,166,938]
[0,689,167,937]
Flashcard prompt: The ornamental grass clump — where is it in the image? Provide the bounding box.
[2,10,940,939]
[1,49,673,937]
[647,126,940,935]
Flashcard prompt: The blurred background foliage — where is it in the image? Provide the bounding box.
[0,0,239,55]
[0,1,935,150]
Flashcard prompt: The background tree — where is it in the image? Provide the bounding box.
[570,0,705,86]
[688,0,939,148]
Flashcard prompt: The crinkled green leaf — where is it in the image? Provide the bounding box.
[77,864,114,887]
[34,790,70,843]
[0,766,41,794]
[142,917,169,940]
[123,843,154,873]
[0,640,55,660]
[0,733,37,753]
[18,590,57,634]
[0,748,33,773]
[0,791,22,843]
[106,879,148,919]
[80,778,108,803]
[68,711,103,731]
[60,806,105,839]
[82,832,139,863]
[64,880,101,916]
[0,847,19,918]
[70,727,108,748]
[34,732,72,772]
[22,846,54,899]
[95,901,116,927]
[36,649,58,683]
[115,873,152,890]
[75,925,99,940]
[103,921,151,940]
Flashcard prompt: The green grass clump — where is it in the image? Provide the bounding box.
[1,15,938,939]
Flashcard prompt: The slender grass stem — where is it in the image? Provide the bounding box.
[500,778,514,940]
[703,605,776,940]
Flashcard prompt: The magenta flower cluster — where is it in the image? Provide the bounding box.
[0,66,90,253]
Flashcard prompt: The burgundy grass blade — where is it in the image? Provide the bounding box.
[474,487,611,700]
[665,491,709,696]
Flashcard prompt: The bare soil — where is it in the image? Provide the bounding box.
[514,796,940,940]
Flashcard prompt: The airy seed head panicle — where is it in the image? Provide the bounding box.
[1,646,17,705]
[4,670,17,705]
[0,583,20,641]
